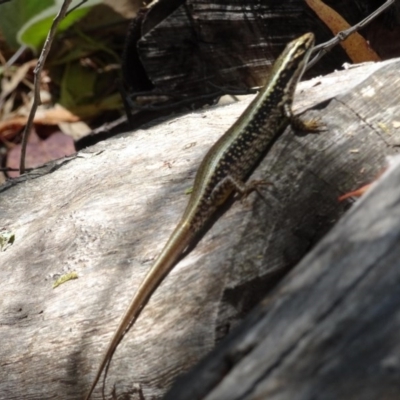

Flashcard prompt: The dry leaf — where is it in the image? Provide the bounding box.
[338,168,386,202]
[7,130,75,178]
[103,0,141,17]
[338,183,372,202]
[0,59,38,102]
[0,105,80,140]
[58,120,91,140]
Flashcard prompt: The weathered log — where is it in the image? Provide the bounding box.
[0,58,399,400]
[164,124,400,400]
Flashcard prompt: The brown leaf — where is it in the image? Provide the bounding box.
[0,59,38,102]
[0,106,80,140]
[6,130,75,178]
[338,183,372,202]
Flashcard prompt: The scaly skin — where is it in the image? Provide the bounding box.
[85,32,316,399]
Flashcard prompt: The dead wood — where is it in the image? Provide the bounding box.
[164,116,400,400]
[0,58,399,400]
[126,0,400,98]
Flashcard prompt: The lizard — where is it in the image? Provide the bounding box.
[85,32,318,399]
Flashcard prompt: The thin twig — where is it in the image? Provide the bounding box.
[307,0,395,70]
[0,167,19,172]
[66,0,88,15]
[0,167,34,172]
[126,83,256,113]
[207,81,258,95]
[127,91,223,111]
[19,0,74,174]
[5,45,28,68]
[0,0,13,4]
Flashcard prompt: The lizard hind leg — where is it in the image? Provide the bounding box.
[209,175,271,207]
[237,179,272,205]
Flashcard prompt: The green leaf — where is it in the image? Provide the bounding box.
[0,231,15,252]
[0,0,53,49]
[0,0,103,51]
[53,271,78,289]
[60,61,96,107]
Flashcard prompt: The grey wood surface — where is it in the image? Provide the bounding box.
[0,58,399,400]
[164,141,400,400]
[164,60,400,399]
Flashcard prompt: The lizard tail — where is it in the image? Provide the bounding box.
[84,221,193,399]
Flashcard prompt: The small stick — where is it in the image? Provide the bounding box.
[0,167,20,172]
[66,0,88,15]
[19,0,74,174]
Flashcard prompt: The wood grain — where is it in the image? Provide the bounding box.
[0,58,399,400]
